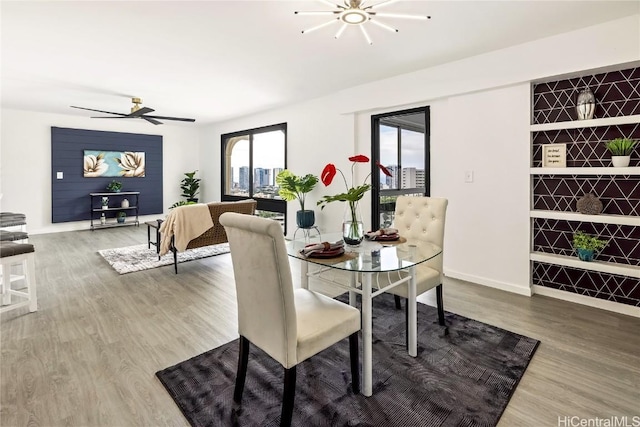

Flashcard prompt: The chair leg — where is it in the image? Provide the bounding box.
[349,332,360,394]
[281,366,297,427]
[436,284,445,326]
[234,336,250,403]
[394,294,402,310]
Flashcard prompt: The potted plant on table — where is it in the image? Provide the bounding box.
[572,230,607,262]
[604,138,636,167]
[317,154,392,246]
[106,180,122,193]
[276,170,319,228]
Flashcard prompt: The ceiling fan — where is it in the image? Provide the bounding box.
[70,97,196,125]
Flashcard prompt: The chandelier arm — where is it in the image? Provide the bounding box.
[316,0,345,9]
[369,19,398,33]
[295,11,341,15]
[301,18,340,34]
[368,0,400,9]
[359,25,373,45]
[334,23,348,39]
[373,12,430,20]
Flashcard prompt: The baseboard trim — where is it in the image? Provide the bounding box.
[443,269,532,296]
[532,285,640,318]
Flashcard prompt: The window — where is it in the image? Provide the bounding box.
[221,123,287,228]
[371,107,430,229]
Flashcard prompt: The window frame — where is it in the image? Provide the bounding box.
[221,123,287,225]
[370,107,430,230]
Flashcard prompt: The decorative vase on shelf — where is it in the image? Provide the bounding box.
[101,196,109,210]
[343,201,364,247]
[576,193,603,215]
[121,198,130,208]
[576,87,595,120]
[576,248,595,262]
[611,155,631,168]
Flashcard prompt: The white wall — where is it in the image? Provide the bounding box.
[200,15,640,295]
[1,15,637,293]
[0,109,201,234]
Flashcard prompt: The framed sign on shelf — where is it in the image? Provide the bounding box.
[542,144,567,167]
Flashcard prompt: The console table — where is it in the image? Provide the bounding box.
[89,192,140,230]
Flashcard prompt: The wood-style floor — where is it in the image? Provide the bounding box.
[1,227,639,426]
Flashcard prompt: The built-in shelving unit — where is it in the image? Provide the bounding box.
[529,66,640,311]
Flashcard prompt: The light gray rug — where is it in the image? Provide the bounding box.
[98,244,230,274]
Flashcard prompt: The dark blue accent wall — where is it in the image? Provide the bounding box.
[51,127,163,223]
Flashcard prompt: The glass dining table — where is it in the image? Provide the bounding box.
[286,233,442,397]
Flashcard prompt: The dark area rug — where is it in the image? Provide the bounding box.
[156,294,539,426]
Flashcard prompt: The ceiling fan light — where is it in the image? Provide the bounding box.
[341,10,368,24]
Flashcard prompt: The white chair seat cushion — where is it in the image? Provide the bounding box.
[374,264,441,299]
[294,289,361,365]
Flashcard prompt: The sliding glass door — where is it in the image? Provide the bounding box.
[371,107,430,229]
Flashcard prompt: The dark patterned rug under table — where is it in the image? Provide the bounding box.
[156,294,539,427]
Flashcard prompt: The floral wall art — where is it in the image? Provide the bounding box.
[83,150,145,177]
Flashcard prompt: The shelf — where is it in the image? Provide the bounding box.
[89,191,141,196]
[530,114,640,131]
[530,167,640,175]
[530,252,640,279]
[91,221,140,230]
[92,206,138,212]
[530,210,640,226]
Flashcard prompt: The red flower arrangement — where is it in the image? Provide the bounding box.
[317,154,392,227]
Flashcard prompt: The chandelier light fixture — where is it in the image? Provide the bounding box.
[295,0,430,45]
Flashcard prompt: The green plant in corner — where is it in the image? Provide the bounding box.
[180,170,201,203]
[276,170,318,212]
[604,138,637,156]
[169,200,197,209]
[106,180,122,192]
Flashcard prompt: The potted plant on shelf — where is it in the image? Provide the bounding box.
[106,180,122,193]
[604,137,636,167]
[116,211,127,224]
[276,170,319,228]
[572,231,607,262]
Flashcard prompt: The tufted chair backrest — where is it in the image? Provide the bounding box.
[220,212,298,368]
[393,196,448,272]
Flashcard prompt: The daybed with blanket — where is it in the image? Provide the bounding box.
[159,200,257,273]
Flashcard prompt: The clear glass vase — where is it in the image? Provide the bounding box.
[343,201,364,246]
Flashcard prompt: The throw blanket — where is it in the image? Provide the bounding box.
[159,204,214,256]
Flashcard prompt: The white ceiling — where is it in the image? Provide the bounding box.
[2,1,638,126]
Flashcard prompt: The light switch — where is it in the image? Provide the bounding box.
[56,172,63,179]
[464,170,474,183]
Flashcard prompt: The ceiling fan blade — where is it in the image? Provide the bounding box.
[90,116,135,119]
[129,106,155,117]
[71,106,127,116]
[143,117,163,125]
[143,115,196,122]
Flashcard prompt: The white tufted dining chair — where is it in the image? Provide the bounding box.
[219,212,361,427]
[374,196,448,333]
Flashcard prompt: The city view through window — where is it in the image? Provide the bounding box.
[223,120,426,230]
